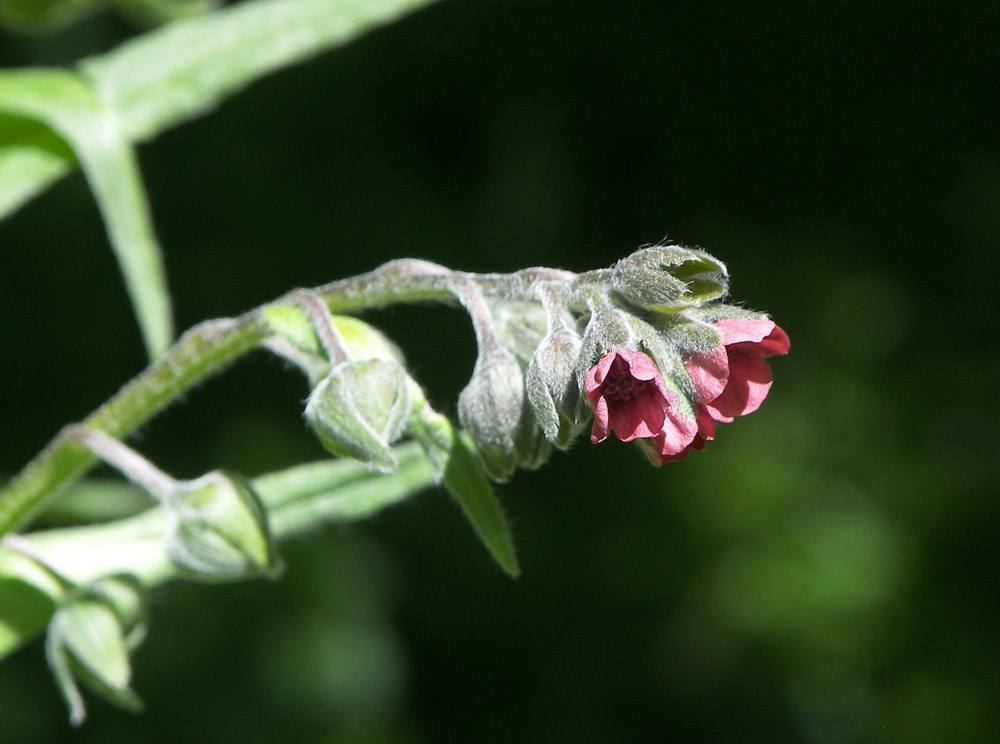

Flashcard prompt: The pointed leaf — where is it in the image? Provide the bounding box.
[80,0,442,142]
[409,394,519,577]
[262,441,437,535]
[1,0,441,228]
[0,70,173,359]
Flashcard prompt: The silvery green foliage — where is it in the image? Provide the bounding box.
[164,471,280,581]
[306,359,412,473]
[611,244,728,310]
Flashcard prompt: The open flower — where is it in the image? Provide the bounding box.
[584,348,697,458]
[668,318,790,459]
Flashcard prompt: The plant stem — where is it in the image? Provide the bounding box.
[0,315,268,536]
[0,260,574,537]
[19,442,437,590]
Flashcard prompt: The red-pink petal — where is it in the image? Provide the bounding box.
[590,394,610,443]
[608,387,667,441]
[685,345,729,404]
[757,324,790,357]
[715,319,790,359]
[655,407,699,455]
[695,406,717,440]
[623,349,661,382]
[707,352,773,419]
[585,352,618,397]
[715,318,776,346]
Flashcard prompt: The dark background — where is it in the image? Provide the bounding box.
[2,1,999,742]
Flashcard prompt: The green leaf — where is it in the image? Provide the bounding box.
[409,391,520,577]
[260,441,438,536]
[0,70,173,360]
[0,113,74,218]
[79,0,443,142]
[37,479,151,527]
[0,0,440,226]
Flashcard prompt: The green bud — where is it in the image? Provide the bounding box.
[46,581,145,725]
[263,305,406,384]
[305,358,412,472]
[488,299,548,363]
[525,326,584,448]
[513,406,553,471]
[458,347,528,481]
[164,471,280,581]
[611,244,728,311]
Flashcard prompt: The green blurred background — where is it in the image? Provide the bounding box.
[2,1,999,741]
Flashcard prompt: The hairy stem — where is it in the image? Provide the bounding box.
[18,442,437,590]
[0,260,576,537]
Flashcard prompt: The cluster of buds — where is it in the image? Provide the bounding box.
[274,245,787,480]
[452,243,789,475]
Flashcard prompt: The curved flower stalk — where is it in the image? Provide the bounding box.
[0,241,788,723]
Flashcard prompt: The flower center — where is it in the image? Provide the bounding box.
[606,375,647,402]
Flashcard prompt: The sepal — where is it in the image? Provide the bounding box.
[488,299,548,363]
[263,304,405,384]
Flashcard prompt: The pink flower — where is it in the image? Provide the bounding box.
[669,318,790,459]
[584,348,697,459]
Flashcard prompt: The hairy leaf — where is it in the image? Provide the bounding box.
[0,70,173,359]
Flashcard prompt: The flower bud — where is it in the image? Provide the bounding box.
[46,580,146,724]
[305,358,412,472]
[263,304,406,384]
[611,244,728,311]
[458,347,529,481]
[488,300,548,363]
[525,326,583,448]
[512,406,552,471]
[164,470,280,581]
